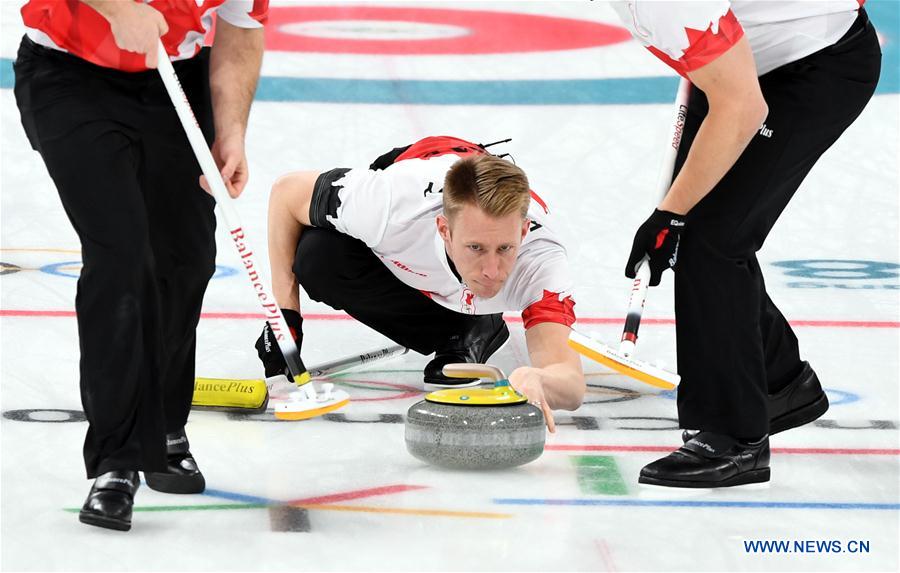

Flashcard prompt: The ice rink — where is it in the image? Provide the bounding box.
[1,1,898,571]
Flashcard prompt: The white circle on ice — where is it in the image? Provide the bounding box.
[28,410,74,422]
[279,20,469,41]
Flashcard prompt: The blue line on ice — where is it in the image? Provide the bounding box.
[494,498,900,510]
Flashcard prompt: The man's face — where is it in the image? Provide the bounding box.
[437,203,529,299]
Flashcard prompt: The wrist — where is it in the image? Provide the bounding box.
[523,366,544,385]
[214,121,244,137]
[213,126,246,146]
[657,197,690,216]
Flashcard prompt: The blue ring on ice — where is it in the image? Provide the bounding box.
[39,261,238,280]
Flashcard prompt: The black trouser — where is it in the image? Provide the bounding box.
[295,227,486,355]
[672,11,881,438]
[14,38,216,478]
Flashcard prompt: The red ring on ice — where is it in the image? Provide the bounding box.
[265,6,631,55]
[335,378,422,402]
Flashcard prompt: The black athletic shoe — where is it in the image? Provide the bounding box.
[144,428,205,494]
[79,470,140,531]
[682,362,829,442]
[423,314,510,387]
[769,362,829,434]
[640,432,770,488]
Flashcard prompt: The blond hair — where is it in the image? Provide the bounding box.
[443,154,530,221]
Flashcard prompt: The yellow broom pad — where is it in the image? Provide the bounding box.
[274,394,350,420]
[193,377,269,411]
[568,335,678,390]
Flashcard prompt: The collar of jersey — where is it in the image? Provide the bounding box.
[433,231,464,286]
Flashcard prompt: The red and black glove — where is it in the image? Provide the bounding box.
[255,309,303,378]
[625,209,686,286]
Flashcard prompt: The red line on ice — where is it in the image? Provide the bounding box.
[1,309,898,328]
[594,539,618,572]
[1,309,77,318]
[546,445,900,455]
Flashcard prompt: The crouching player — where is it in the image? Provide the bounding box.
[255,137,584,430]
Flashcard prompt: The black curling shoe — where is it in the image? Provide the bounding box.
[769,361,829,434]
[79,470,140,531]
[144,428,205,494]
[682,362,829,443]
[424,314,509,387]
[639,432,770,488]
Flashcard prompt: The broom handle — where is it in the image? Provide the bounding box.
[620,78,691,357]
[308,345,408,378]
[155,41,312,387]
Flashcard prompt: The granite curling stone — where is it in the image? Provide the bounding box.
[405,364,546,470]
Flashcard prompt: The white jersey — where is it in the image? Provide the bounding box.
[22,0,267,72]
[612,1,861,76]
[316,152,576,328]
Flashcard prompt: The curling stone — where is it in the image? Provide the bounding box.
[405,364,545,470]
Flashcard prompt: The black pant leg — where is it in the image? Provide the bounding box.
[139,52,217,433]
[13,38,168,477]
[673,18,880,438]
[755,262,803,394]
[674,210,770,438]
[295,228,481,355]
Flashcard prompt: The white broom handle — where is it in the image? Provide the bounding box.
[308,345,408,378]
[655,78,692,200]
[621,78,690,357]
[155,42,311,386]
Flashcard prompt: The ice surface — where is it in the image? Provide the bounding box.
[1,1,897,571]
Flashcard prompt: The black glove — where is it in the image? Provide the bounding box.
[255,308,303,378]
[625,209,686,286]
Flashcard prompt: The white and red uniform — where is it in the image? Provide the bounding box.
[21,0,267,72]
[320,153,576,329]
[612,1,863,76]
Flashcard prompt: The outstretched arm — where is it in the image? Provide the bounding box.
[267,172,319,312]
[509,322,585,433]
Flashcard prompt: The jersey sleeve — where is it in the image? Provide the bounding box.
[217,0,268,28]
[513,249,577,329]
[615,1,744,76]
[522,290,576,329]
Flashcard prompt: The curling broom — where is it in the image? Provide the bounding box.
[156,41,348,419]
[568,79,692,390]
[193,344,408,413]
